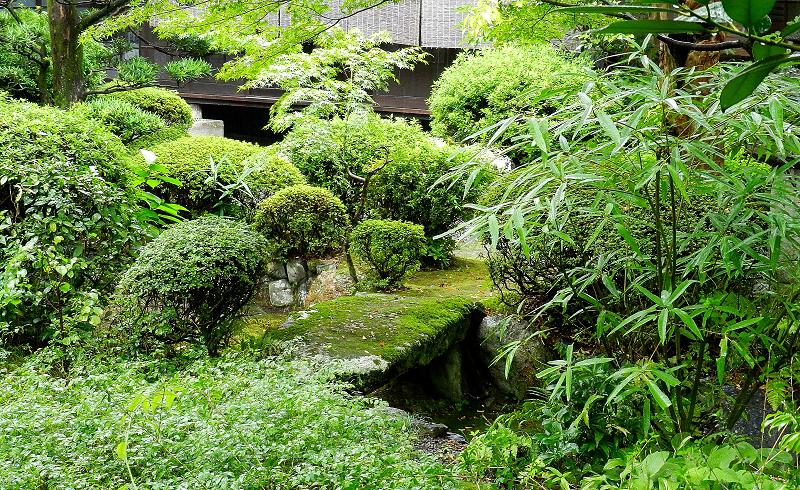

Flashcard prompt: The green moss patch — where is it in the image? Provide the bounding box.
[404,258,495,301]
[253,294,482,391]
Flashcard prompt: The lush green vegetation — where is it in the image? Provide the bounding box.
[0,355,458,489]
[350,219,426,289]
[429,44,588,161]
[3,1,800,488]
[254,184,350,260]
[115,216,267,356]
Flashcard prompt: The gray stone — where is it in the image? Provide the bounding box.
[188,118,224,137]
[286,260,306,284]
[268,279,294,307]
[427,347,464,400]
[304,270,353,306]
[478,315,552,400]
[315,261,338,275]
[188,103,203,121]
[267,262,287,280]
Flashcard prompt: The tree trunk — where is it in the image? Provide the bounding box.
[48,0,84,108]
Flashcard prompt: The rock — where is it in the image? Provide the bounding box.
[315,260,338,275]
[267,262,287,280]
[286,259,306,284]
[427,347,464,400]
[189,119,224,137]
[304,270,352,306]
[446,432,467,443]
[188,103,203,121]
[268,279,294,307]
[478,315,552,400]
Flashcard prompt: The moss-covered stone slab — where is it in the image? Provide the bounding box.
[257,294,484,391]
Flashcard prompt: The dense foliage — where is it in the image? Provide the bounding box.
[350,219,426,289]
[144,135,261,213]
[116,217,266,356]
[0,356,457,489]
[235,147,307,207]
[254,184,349,260]
[451,52,800,486]
[281,114,496,264]
[0,98,143,347]
[429,44,587,161]
[72,97,166,145]
[103,87,194,128]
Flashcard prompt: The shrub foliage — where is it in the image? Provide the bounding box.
[72,98,166,145]
[428,45,587,160]
[103,87,194,128]
[350,219,426,288]
[254,184,349,260]
[0,99,142,346]
[116,216,266,356]
[237,147,307,206]
[145,135,261,213]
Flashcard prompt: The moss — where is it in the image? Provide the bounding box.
[257,293,481,390]
[403,258,495,301]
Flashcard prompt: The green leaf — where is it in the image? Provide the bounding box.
[598,20,709,35]
[658,308,669,344]
[721,55,798,110]
[555,6,679,15]
[752,42,789,61]
[114,441,127,461]
[721,0,776,28]
[646,378,672,410]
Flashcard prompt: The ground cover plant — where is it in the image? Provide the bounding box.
[0,354,459,489]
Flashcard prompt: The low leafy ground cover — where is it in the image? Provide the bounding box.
[0,355,459,489]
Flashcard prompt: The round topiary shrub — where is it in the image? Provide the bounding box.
[428,45,587,161]
[104,87,194,128]
[116,216,267,356]
[254,184,349,260]
[350,219,426,289]
[72,98,166,146]
[237,148,307,206]
[145,135,262,213]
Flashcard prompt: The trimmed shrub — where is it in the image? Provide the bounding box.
[127,125,190,151]
[71,98,166,145]
[104,87,193,128]
[428,45,587,161]
[237,147,307,206]
[0,99,142,345]
[281,115,497,264]
[144,135,261,213]
[116,216,266,356]
[254,185,349,260]
[0,96,128,182]
[350,219,426,289]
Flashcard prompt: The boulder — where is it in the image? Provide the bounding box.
[268,279,294,307]
[267,262,287,280]
[286,259,307,284]
[188,118,224,137]
[478,315,552,400]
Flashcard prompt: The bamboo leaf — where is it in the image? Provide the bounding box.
[598,20,709,35]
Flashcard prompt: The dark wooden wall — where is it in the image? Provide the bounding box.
[138,24,462,120]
